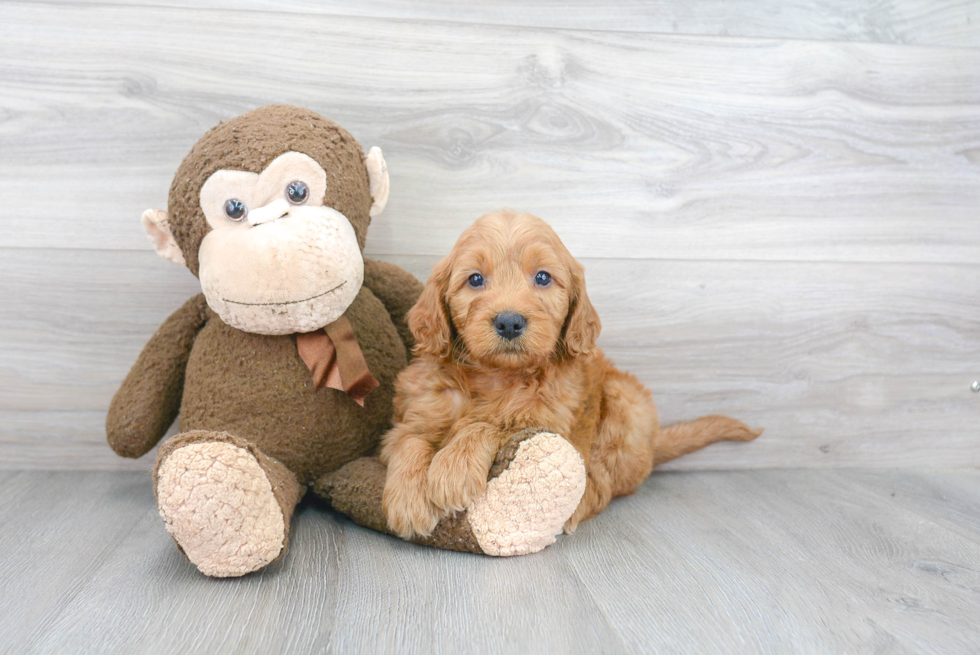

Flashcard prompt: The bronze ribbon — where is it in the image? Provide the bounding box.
[295,315,379,407]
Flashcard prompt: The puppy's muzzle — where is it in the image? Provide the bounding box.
[493,312,527,341]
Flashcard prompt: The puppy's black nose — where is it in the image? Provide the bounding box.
[493,312,526,340]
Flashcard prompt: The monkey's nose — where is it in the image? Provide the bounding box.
[247,198,290,227]
[493,312,527,340]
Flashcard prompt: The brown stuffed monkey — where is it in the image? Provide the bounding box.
[109,105,578,577]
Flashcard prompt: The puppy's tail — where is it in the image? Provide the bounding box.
[654,415,762,466]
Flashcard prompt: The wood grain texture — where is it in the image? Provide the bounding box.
[1,469,978,653]
[2,248,977,471]
[1,2,978,472]
[566,468,980,653]
[43,0,980,46]
[1,3,978,263]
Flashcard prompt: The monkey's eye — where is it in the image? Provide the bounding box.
[534,271,552,286]
[468,273,485,288]
[286,180,309,205]
[224,199,248,221]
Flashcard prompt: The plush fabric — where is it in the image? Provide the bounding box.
[197,150,365,335]
[364,147,389,217]
[198,205,365,335]
[296,316,380,403]
[107,294,209,458]
[107,106,425,576]
[141,209,186,266]
[314,456,485,554]
[198,151,328,229]
[167,105,375,277]
[361,258,422,353]
[467,432,586,556]
[176,287,405,485]
[155,431,303,577]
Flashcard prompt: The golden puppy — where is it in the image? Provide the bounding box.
[381,210,760,539]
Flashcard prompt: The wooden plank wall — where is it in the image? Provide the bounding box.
[1,1,978,470]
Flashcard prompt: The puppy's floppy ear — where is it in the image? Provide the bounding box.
[408,255,454,358]
[561,261,601,357]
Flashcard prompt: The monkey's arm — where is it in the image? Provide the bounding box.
[106,294,209,458]
[362,258,424,353]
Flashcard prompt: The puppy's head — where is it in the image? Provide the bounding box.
[409,210,600,368]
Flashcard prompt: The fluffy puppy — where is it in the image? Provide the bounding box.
[380,210,760,539]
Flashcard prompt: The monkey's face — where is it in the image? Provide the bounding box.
[142,105,388,334]
[194,151,363,335]
[141,106,389,336]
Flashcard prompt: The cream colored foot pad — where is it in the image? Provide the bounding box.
[156,442,285,577]
[468,432,587,557]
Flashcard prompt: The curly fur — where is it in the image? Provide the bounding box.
[380,210,761,540]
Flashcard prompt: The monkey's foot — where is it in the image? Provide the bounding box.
[466,429,587,556]
[155,433,297,577]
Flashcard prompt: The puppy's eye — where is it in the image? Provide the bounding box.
[534,271,552,286]
[468,273,485,288]
[224,199,247,221]
[286,181,309,205]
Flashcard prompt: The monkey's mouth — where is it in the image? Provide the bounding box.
[221,280,346,307]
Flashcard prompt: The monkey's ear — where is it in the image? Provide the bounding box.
[365,146,389,218]
[141,209,186,267]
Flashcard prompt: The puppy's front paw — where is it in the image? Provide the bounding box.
[427,439,489,513]
[383,467,440,539]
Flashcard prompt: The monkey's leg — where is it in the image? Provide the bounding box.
[314,428,586,556]
[154,430,304,577]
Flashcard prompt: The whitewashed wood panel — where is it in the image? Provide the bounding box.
[46,0,980,47]
[3,469,979,652]
[1,3,978,263]
[3,248,977,471]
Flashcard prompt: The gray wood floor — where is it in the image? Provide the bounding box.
[1,468,978,654]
